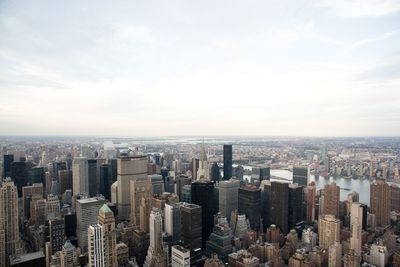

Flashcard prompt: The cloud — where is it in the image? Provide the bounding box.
[316,0,400,17]
[342,29,399,52]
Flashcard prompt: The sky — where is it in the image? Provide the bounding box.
[0,0,400,137]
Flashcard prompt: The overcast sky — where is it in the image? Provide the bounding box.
[0,0,399,137]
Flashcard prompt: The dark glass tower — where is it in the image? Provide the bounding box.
[261,181,272,231]
[88,159,98,197]
[10,161,28,197]
[100,164,112,200]
[31,166,45,184]
[271,181,289,235]
[288,183,304,230]
[223,145,232,180]
[3,154,14,178]
[211,162,220,183]
[293,167,308,186]
[191,180,215,248]
[238,185,261,230]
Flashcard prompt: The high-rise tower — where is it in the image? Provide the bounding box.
[98,204,117,267]
[322,183,340,218]
[223,145,232,180]
[350,202,362,256]
[144,209,167,267]
[370,179,391,226]
[0,178,21,267]
[117,156,148,221]
[88,224,104,267]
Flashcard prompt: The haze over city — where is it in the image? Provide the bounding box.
[1,0,400,137]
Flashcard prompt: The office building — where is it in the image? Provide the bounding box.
[288,183,303,230]
[10,161,28,197]
[88,159,99,197]
[46,194,61,221]
[176,175,191,201]
[191,158,199,181]
[117,156,148,221]
[87,224,104,267]
[99,164,112,201]
[218,179,239,220]
[191,180,214,247]
[22,183,43,221]
[58,170,72,195]
[205,216,233,262]
[223,145,232,180]
[391,184,400,212]
[328,242,342,267]
[130,179,151,231]
[180,203,202,250]
[76,196,106,252]
[370,179,391,226]
[31,166,45,184]
[2,154,14,179]
[318,214,340,249]
[144,209,167,267]
[292,166,308,186]
[350,202,362,256]
[259,167,270,181]
[72,157,88,196]
[164,203,181,242]
[0,178,21,266]
[149,174,164,196]
[238,185,261,231]
[49,217,65,254]
[171,245,190,267]
[306,182,316,223]
[271,181,289,234]
[323,183,340,218]
[211,163,220,183]
[98,204,117,267]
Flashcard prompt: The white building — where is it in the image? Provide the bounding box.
[171,245,190,267]
[88,224,104,267]
[350,202,363,255]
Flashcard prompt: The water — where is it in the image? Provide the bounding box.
[269,170,372,206]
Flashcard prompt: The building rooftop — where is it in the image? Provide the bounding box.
[10,251,45,265]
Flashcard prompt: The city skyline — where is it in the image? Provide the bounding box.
[1,0,400,137]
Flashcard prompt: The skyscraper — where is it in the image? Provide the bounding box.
[98,204,117,267]
[306,182,316,223]
[211,162,220,183]
[238,185,261,231]
[72,157,88,195]
[88,159,99,197]
[218,179,239,220]
[164,203,181,243]
[350,202,362,256]
[130,179,151,231]
[288,183,304,230]
[76,197,106,252]
[10,161,28,197]
[180,203,202,250]
[191,180,214,247]
[0,178,21,266]
[88,224,104,267]
[49,217,65,254]
[117,156,148,221]
[370,179,391,226]
[144,209,167,267]
[99,164,112,201]
[271,181,289,235]
[292,166,308,186]
[171,245,190,267]
[2,154,14,179]
[318,214,340,249]
[323,183,340,218]
[223,145,232,180]
[390,184,400,212]
[191,158,199,181]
